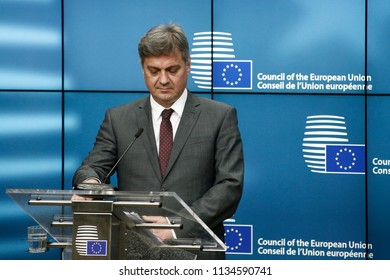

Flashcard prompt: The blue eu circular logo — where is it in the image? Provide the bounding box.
[90,242,103,254]
[335,148,357,171]
[222,63,243,86]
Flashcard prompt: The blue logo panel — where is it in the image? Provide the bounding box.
[326,144,365,174]
[86,240,107,256]
[224,224,253,254]
[213,60,252,89]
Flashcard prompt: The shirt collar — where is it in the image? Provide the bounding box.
[150,88,188,120]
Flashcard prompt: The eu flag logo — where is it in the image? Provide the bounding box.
[213,60,252,89]
[86,240,107,256]
[326,144,365,174]
[224,224,253,254]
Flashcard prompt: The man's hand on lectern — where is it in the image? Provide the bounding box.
[142,215,175,241]
[71,178,99,201]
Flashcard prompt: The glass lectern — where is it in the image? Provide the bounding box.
[6,188,226,260]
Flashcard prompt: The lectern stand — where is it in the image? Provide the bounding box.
[6,189,226,260]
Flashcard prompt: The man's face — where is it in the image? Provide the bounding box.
[142,50,191,108]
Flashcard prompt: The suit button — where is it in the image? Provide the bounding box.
[160,187,166,192]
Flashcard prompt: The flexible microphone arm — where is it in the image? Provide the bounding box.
[103,127,144,184]
[75,128,144,191]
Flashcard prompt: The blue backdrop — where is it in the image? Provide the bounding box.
[1,0,389,260]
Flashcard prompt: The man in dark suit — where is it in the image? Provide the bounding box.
[72,23,244,259]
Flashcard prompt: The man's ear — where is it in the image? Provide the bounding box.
[186,58,191,73]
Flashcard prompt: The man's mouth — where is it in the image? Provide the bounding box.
[158,88,172,92]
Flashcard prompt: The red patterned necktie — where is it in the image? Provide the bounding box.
[159,108,174,177]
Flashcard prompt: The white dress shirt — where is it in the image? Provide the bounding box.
[150,89,187,154]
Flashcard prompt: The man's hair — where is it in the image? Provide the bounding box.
[138,23,190,65]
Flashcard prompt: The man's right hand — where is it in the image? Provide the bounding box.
[71,178,100,200]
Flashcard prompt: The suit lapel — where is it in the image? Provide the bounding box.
[164,92,201,178]
[135,97,163,181]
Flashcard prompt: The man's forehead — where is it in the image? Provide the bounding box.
[143,52,184,69]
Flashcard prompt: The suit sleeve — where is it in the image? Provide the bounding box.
[190,106,244,230]
[72,109,118,187]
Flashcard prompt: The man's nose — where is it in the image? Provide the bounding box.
[159,71,170,84]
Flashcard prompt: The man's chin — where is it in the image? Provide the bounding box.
[152,94,175,107]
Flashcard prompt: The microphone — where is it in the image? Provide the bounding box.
[103,127,144,184]
[75,128,144,191]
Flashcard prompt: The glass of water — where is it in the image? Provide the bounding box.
[27,225,47,253]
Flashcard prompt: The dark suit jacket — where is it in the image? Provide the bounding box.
[72,91,244,259]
